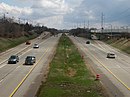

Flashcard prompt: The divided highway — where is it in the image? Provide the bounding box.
[0,33,61,97]
[1,33,130,97]
[69,36,130,97]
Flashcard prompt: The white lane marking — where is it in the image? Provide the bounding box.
[0,47,29,65]
[116,65,121,68]
[0,35,51,69]
[95,41,107,50]
[0,49,32,69]
[0,59,8,65]
[0,79,3,83]
[91,44,107,52]
[16,66,20,69]
[91,41,130,65]
[0,64,7,69]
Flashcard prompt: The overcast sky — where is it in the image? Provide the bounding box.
[0,0,130,29]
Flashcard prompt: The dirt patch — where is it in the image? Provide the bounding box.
[66,67,76,77]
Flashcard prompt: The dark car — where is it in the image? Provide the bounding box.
[8,55,19,64]
[25,56,36,65]
[26,41,31,45]
[86,41,90,44]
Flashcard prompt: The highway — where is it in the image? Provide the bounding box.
[0,32,60,97]
[69,36,130,97]
[1,33,129,97]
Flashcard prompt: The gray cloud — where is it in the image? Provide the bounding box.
[63,0,130,28]
[1,0,130,29]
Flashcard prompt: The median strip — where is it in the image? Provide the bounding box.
[37,34,108,97]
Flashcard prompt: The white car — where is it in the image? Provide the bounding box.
[33,43,39,48]
[107,53,115,58]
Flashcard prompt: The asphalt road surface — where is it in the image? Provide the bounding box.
[0,33,61,97]
[69,36,130,97]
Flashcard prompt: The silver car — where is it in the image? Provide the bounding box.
[33,43,39,48]
[8,55,19,64]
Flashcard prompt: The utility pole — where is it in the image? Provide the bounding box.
[3,12,8,22]
[88,20,89,29]
[110,24,112,39]
[100,13,104,40]
[77,23,78,28]
[3,13,5,22]
[84,20,85,29]
[18,18,21,24]
[79,22,82,28]
[101,12,104,33]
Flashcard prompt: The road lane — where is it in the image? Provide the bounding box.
[0,32,50,65]
[12,35,60,97]
[69,36,130,97]
[0,34,60,97]
[0,34,51,84]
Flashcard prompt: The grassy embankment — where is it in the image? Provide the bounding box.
[0,33,37,53]
[38,34,107,97]
[103,38,130,54]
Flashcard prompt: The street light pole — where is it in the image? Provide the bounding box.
[2,12,8,23]
[110,24,112,39]
[108,24,112,39]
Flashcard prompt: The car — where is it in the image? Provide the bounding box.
[25,56,36,65]
[33,43,39,48]
[86,41,90,44]
[26,41,31,45]
[107,53,115,58]
[8,55,19,64]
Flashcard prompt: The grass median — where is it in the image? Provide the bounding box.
[38,34,107,97]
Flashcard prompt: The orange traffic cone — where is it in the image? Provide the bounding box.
[81,55,84,59]
[95,74,100,80]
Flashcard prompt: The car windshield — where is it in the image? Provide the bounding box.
[26,56,34,60]
[34,44,38,46]
[110,54,115,55]
[26,57,32,59]
[10,56,16,59]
